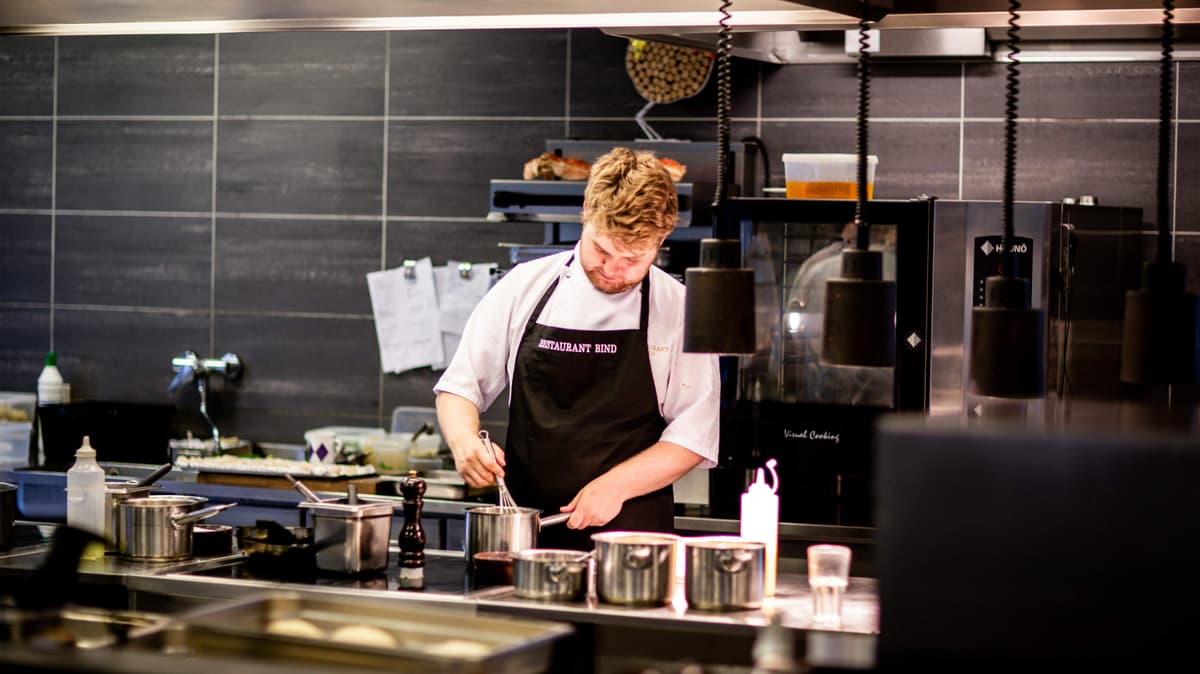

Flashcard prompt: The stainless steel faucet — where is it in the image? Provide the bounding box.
[169,351,243,451]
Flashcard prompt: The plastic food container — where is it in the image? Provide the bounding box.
[783,153,877,200]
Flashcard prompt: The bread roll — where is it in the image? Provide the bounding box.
[265,617,325,640]
[329,624,398,649]
[424,638,491,658]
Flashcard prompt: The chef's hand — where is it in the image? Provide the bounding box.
[560,477,623,529]
[450,436,505,489]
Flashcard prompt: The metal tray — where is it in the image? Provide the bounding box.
[127,591,571,674]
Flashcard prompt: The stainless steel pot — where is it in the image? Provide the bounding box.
[684,536,765,611]
[299,496,395,574]
[513,549,590,602]
[463,506,570,560]
[0,482,16,550]
[103,482,156,552]
[116,495,236,561]
[592,531,679,606]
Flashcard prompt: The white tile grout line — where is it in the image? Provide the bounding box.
[564,29,573,138]
[209,34,220,354]
[49,37,58,351]
[958,62,965,201]
[378,31,392,424]
[7,114,1200,123]
[381,31,392,274]
[1173,60,1180,259]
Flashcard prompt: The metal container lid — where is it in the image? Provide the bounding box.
[298,498,395,519]
[119,495,207,509]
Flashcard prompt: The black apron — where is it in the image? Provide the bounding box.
[505,256,673,551]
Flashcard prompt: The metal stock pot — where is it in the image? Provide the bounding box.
[592,531,679,606]
[464,506,569,560]
[684,536,765,611]
[513,549,590,601]
[116,495,236,561]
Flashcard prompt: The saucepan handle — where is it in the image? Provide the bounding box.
[171,502,237,528]
[538,512,571,529]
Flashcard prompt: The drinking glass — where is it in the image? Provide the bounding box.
[807,544,852,627]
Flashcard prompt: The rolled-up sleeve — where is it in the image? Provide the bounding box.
[433,277,514,413]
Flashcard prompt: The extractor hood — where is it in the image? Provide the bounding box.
[1,1,1198,62]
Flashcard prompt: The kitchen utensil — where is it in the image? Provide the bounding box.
[192,524,234,557]
[284,473,324,503]
[102,481,157,552]
[133,462,174,488]
[463,506,570,560]
[116,495,237,561]
[478,429,518,510]
[592,531,679,606]
[299,495,395,574]
[0,482,16,550]
[513,549,590,602]
[471,550,515,586]
[684,536,765,611]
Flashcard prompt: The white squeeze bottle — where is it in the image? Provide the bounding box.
[740,458,780,597]
[67,436,106,558]
[37,351,65,405]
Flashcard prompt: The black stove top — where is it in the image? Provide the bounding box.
[189,551,498,596]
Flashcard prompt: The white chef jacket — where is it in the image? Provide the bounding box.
[433,243,720,467]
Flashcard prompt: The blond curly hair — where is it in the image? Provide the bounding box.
[582,147,678,249]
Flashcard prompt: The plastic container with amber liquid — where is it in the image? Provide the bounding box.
[783,153,877,200]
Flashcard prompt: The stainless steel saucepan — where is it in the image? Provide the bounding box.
[116,495,237,561]
[464,506,570,560]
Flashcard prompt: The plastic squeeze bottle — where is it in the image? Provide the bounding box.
[37,351,66,405]
[740,458,780,597]
[67,436,106,559]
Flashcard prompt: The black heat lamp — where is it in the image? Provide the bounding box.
[821,2,896,368]
[683,0,756,355]
[967,0,1047,399]
[1120,1,1200,385]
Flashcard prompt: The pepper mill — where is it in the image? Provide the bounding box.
[397,470,427,589]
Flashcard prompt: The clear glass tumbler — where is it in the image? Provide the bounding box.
[807,544,852,627]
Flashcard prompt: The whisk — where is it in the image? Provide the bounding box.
[479,429,519,510]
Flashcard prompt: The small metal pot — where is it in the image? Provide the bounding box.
[513,549,590,602]
[103,482,156,552]
[117,495,237,561]
[0,482,16,550]
[684,536,765,611]
[592,531,679,606]
[299,497,395,574]
[464,506,570,559]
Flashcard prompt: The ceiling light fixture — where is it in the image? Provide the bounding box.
[967,0,1047,399]
[1120,0,1200,386]
[821,0,896,368]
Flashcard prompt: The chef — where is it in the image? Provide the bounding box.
[434,147,720,550]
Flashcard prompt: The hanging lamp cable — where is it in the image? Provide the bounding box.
[854,0,871,251]
[1001,0,1021,279]
[713,0,733,215]
[1156,0,1175,265]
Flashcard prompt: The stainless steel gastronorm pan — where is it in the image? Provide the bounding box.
[125,591,572,674]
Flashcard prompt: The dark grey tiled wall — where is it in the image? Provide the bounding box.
[1,30,1197,445]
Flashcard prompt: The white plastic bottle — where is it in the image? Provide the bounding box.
[37,351,66,405]
[740,458,780,597]
[66,436,106,552]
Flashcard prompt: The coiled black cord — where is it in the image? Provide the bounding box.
[1157,0,1175,264]
[713,0,733,214]
[1001,0,1021,279]
[854,0,871,251]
